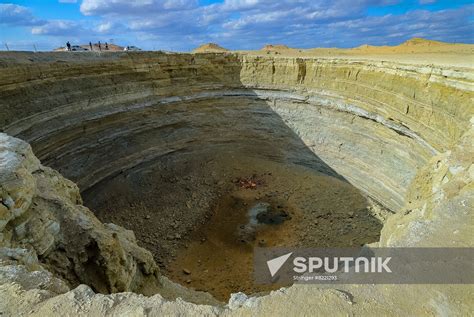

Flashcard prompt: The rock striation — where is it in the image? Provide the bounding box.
[0,51,472,315]
[2,52,471,211]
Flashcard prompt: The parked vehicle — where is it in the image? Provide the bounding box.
[71,45,88,51]
[124,46,142,51]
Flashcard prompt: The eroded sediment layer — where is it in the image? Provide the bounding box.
[1,52,471,211]
[0,52,473,315]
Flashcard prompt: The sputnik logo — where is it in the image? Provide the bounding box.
[266,252,293,277]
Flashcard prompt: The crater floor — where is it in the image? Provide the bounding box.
[84,153,385,300]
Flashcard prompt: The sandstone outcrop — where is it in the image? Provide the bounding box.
[193,43,229,53]
[0,50,472,315]
[261,44,292,51]
[0,134,161,295]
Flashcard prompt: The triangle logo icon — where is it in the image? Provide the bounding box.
[266,252,293,277]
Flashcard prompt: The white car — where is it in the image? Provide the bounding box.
[71,45,88,51]
[124,46,142,51]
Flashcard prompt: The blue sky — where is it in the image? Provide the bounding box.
[0,0,473,51]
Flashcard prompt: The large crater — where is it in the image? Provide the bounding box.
[1,51,472,310]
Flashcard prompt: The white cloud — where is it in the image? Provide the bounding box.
[222,0,263,11]
[0,4,44,26]
[95,21,127,33]
[31,20,84,36]
[80,0,198,16]
[3,0,473,51]
[96,21,113,33]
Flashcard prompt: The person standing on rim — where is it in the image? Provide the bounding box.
[89,41,93,51]
[98,41,101,51]
[105,42,109,50]
[66,41,71,51]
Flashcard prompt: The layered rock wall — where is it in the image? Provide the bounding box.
[1,52,471,212]
[0,51,472,315]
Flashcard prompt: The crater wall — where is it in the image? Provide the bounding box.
[1,52,471,211]
[0,51,473,315]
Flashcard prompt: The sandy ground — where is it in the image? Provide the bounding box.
[1,37,471,69]
[232,38,473,68]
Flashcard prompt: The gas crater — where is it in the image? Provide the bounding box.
[0,51,472,315]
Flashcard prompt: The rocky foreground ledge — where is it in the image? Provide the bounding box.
[0,51,473,315]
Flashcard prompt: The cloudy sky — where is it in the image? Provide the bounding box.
[0,0,472,51]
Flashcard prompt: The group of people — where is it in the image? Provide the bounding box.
[65,41,109,51]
